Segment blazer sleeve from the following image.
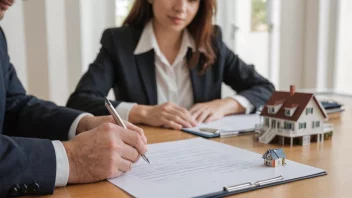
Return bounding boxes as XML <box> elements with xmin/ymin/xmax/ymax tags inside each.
<box><xmin>0</xmin><ymin>27</ymin><xmax>81</xmax><ymax>196</ymax></box>
<box><xmin>0</xmin><ymin>135</ymin><xmax>56</xmax><ymax>197</ymax></box>
<box><xmin>215</xmin><ymin>26</ymin><xmax>275</xmax><ymax>110</ymax></box>
<box><xmin>0</xmin><ymin>28</ymin><xmax>82</xmax><ymax>141</ymax></box>
<box><xmin>66</xmin><ymin>29</ymin><xmax>120</xmax><ymax>115</ymax></box>
<box><xmin>3</xmin><ymin>62</ymin><xmax>82</xmax><ymax>141</ymax></box>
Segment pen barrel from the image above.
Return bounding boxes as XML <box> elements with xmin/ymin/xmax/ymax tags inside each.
<box><xmin>105</xmin><ymin>102</ymin><xmax>126</xmax><ymax>128</ymax></box>
<box><xmin>105</xmin><ymin>99</ymin><xmax>150</xmax><ymax>164</ymax></box>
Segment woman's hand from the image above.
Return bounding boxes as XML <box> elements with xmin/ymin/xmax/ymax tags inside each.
<box><xmin>129</xmin><ymin>102</ymin><xmax>197</xmax><ymax>130</ymax></box>
<box><xmin>189</xmin><ymin>98</ymin><xmax>245</xmax><ymax>123</ymax></box>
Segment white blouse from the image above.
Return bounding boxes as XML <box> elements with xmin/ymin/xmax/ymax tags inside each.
<box><xmin>116</xmin><ymin>21</ymin><xmax>254</xmax><ymax>121</ymax></box>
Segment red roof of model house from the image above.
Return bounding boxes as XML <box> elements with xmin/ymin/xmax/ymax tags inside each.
<box><xmin>260</xmin><ymin>86</ymin><xmax>328</xmax><ymax>121</ymax></box>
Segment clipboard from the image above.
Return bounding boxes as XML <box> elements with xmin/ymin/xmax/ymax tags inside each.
<box><xmin>181</xmin><ymin>128</ymin><xmax>255</xmax><ymax>138</ymax></box>
<box><xmin>195</xmin><ymin>172</ymin><xmax>327</xmax><ymax>198</ymax></box>
<box><xmin>109</xmin><ymin>138</ymin><xmax>328</xmax><ymax>198</ymax></box>
<box><xmin>181</xmin><ymin>128</ymin><xmax>220</xmax><ymax>138</ymax></box>
<box><xmin>182</xmin><ymin>114</ymin><xmax>261</xmax><ymax>138</ymax></box>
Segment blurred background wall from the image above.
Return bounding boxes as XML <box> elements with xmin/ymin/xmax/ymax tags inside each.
<box><xmin>1</xmin><ymin>0</ymin><xmax>350</xmax><ymax>105</ymax></box>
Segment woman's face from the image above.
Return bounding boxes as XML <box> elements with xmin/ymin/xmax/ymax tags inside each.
<box><xmin>151</xmin><ymin>0</ymin><xmax>200</xmax><ymax>32</ymax></box>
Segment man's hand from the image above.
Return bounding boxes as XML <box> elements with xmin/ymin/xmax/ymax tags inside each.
<box><xmin>76</xmin><ymin>116</ymin><xmax>147</xmax><ymax>143</ymax></box>
<box><xmin>189</xmin><ymin>98</ymin><xmax>245</xmax><ymax>123</ymax></box>
<box><xmin>63</xmin><ymin>123</ymin><xmax>148</xmax><ymax>184</ymax></box>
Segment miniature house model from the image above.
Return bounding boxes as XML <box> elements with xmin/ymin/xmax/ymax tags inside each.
<box><xmin>263</xmin><ymin>148</ymin><xmax>286</xmax><ymax>167</ymax></box>
<box><xmin>257</xmin><ymin>85</ymin><xmax>332</xmax><ymax>146</ymax></box>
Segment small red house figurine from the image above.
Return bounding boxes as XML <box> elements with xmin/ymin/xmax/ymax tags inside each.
<box><xmin>262</xmin><ymin>148</ymin><xmax>286</xmax><ymax>167</ymax></box>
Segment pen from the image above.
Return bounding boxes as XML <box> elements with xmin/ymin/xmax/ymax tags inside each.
<box><xmin>104</xmin><ymin>98</ymin><xmax>150</xmax><ymax>164</ymax></box>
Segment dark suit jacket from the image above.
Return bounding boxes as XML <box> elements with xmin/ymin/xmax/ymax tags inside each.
<box><xmin>67</xmin><ymin>25</ymin><xmax>275</xmax><ymax>115</ymax></box>
<box><xmin>0</xmin><ymin>27</ymin><xmax>82</xmax><ymax>197</ymax></box>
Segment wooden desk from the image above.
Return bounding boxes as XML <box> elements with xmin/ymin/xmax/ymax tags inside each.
<box><xmin>41</xmin><ymin>96</ymin><xmax>352</xmax><ymax>198</ymax></box>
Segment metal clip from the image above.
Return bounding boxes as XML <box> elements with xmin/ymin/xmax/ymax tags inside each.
<box><xmin>254</xmin><ymin>175</ymin><xmax>284</xmax><ymax>186</ymax></box>
<box><xmin>224</xmin><ymin>182</ymin><xmax>253</xmax><ymax>192</ymax></box>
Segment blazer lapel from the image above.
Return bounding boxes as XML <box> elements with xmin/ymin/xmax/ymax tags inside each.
<box><xmin>135</xmin><ymin>50</ymin><xmax>158</xmax><ymax>105</ymax></box>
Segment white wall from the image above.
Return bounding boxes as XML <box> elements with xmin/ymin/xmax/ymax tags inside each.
<box><xmin>302</xmin><ymin>0</ymin><xmax>337</xmax><ymax>90</ymax></box>
<box><xmin>335</xmin><ymin>0</ymin><xmax>352</xmax><ymax>94</ymax></box>
<box><xmin>1</xmin><ymin>1</ymin><xmax>27</xmax><ymax>89</ymax></box>
<box><xmin>234</xmin><ymin>0</ymin><xmax>269</xmax><ymax>78</ymax></box>
<box><xmin>65</xmin><ymin>0</ymin><xmax>83</xmax><ymax>93</ymax></box>
<box><xmin>1</xmin><ymin>0</ymin><xmax>116</xmax><ymax>105</ymax></box>
<box><xmin>302</xmin><ymin>0</ymin><xmax>319</xmax><ymax>89</ymax></box>
<box><xmin>278</xmin><ymin>0</ymin><xmax>306</xmax><ymax>90</ymax></box>
<box><xmin>2</xmin><ymin>0</ymin><xmax>345</xmax><ymax>104</ymax></box>
<box><xmin>23</xmin><ymin>0</ymin><xmax>50</xmax><ymax>100</ymax></box>
<box><xmin>80</xmin><ymin>0</ymin><xmax>115</xmax><ymax>72</ymax></box>
<box><xmin>45</xmin><ymin>0</ymin><xmax>70</xmax><ymax>105</ymax></box>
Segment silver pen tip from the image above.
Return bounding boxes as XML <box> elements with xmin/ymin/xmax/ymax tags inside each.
<box><xmin>142</xmin><ymin>155</ymin><xmax>151</xmax><ymax>164</ymax></box>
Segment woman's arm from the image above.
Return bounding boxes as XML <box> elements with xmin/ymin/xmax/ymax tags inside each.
<box><xmin>67</xmin><ymin>29</ymin><xmax>119</xmax><ymax>115</ymax></box>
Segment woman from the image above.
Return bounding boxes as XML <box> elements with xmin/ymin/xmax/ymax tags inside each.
<box><xmin>67</xmin><ymin>0</ymin><xmax>275</xmax><ymax>130</ymax></box>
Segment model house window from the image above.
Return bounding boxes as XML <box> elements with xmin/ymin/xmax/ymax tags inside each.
<box><xmin>285</xmin><ymin>109</ymin><xmax>290</xmax><ymax>116</ymax></box>
<box><xmin>315</xmin><ymin>121</ymin><xmax>320</xmax><ymax>127</ymax></box>
<box><xmin>272</xmin><ymin>120</ymin><xmax>276</xmax><ymax>128</ymax></box>
<box><xmin>299</xmin><ymin>123</ymin><xmax>307</xmax><ymax>129</ymax></box>
<box><xmin>312</xmin><ymin>121</ymin><xmax>320</xmax><ymax>128</ymax></box>
<box><xmin>306</xmin><ymin>108</ymin><xmax>313</xmax><ymax>115</ymax></box>
<box><xmin>268</xmin><ymin>107</ymin><xmax>275</xmax><ymax>114</ymax></box>
<box><xmin>284</xmin><ymin>122</ymin><xmax>293</xmax><ymax>130</ymax></box>
<box><xmin>265</xmin><ymin>118</ymin><xmax>270</xmax><ymax>126</ymax></box>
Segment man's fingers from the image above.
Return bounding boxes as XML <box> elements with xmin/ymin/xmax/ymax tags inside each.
<box><xmin>124</xmin><ymin>120</ymin><xmax>147</xmax><ymax>144</ymax></box>
<box><xmin>107</xmin><ymin>169</ymin><xmax>123</xmax><ymax>179</ymax></box>
<box><xmin>119</xmin><ymin>128</ymin><xmax>147</xmax><ymax>155</ymax></box>
<box><xmin>120</xmin><ymin>143</ymin><xmax>140</xmax><ymax>163</ymax></box>
<box><xmin>115</xmin><ymin>155</ymin><xmax>133</xmax><ymax>172</ymax></box>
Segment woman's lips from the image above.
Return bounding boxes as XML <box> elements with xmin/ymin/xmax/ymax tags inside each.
<box><xmin>168</xmin><ymin>16</ymin><xmax>185</xmax><ymax>25</ymax></box>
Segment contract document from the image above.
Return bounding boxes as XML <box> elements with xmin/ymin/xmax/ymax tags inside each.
<box><xmin>108</xmin><ymin>138</ymin><xmax>326</xmax><ymax>198</ymax></box>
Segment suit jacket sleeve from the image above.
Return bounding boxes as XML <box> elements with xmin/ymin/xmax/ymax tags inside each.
<box><xmin>3</xmin><ymin>62</ymin><xmax>83</xmax><ymax>140</ymax></box>
<box><xmin>0</xmin><ymin>27</ymin><xmax>82</xmax><ymax>196</ymax></box>
<box><xmin>215</xmin><ymin>26</ymin><xmax>275</xmax><ymax>110</ymax></box>
<box><xmin>67</xmin><ymin>29</ymin><xmax>120</xmax><ymax>115</ymax></box>
<box><xmin>0</xmin><ymin>135</ymin><xmax>56</xmax><ymax>197</ymax></box>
